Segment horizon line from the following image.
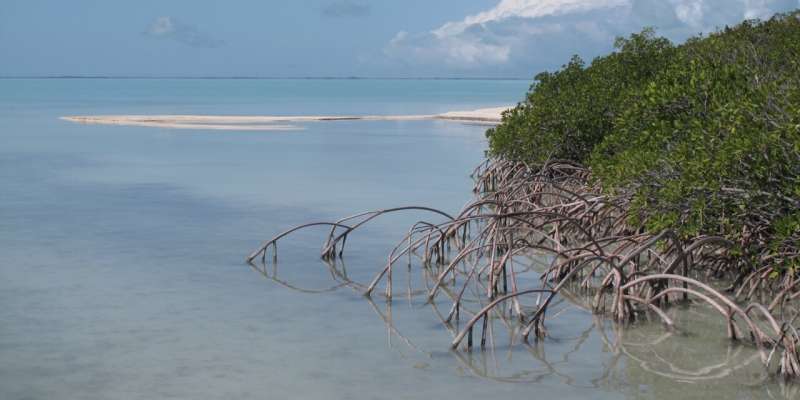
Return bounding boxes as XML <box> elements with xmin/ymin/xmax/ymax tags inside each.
<box><xmin>0</xmin><ymin>75</ymin><xmax>531</xmax><ymax>81</ymax></box>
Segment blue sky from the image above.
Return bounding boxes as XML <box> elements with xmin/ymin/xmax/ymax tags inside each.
<box><xmin>1</xmin><ymin>0</ymin><xmax>798</xmax><ymax>78</ymax></box>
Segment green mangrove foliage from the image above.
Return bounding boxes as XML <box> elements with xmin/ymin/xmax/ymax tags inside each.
<box><xmin>488</xmin><ymin>12</ymin><xmax>800</xmax><ymax>267</ymax></box>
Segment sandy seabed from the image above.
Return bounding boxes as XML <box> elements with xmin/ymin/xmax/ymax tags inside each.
<box><xmin>61</xmin><ymin>107</ymin><xmax>510</xmax><ymax>131</ymax></box>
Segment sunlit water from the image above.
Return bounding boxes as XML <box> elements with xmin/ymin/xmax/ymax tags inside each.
<box><xmin>0</xmin><ymin>79</ymin><xmax>792</xmax><ymax>399</ymax></box>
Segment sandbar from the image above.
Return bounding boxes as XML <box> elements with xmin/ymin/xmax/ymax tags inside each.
<box><xmin>61</xmin><ymin>106</ymin><xmax>510</xmax><ymax>131</ymax></box>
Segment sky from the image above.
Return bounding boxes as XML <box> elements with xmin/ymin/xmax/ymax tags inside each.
<box><xmin>1</xmin><ymin>0</ymin><xmax>798</xmax><ymax>78</ymax></box>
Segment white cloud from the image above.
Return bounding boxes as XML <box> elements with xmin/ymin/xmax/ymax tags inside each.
<box><xmin>670</xmin><ymin>0</ymin><xmax>706</xmax><ymax>27</ymax></box>
<box><xmin>434</xmin><ymin>0</ymin><xmax>627</xmax><ymax>36</ymax></box>
<box><xmin>144</xmin><ymin>16</ymin><xmax>223</xmax><ymax>48</ymax></box>
<box><xmin>743</xmin><ymin>0</ymin><xmax>798</xmax><ymax>19</ymax></box>
<box><xmin>384</xmin><ymin>0</ymin><xmax>799</xmax><ymax>76</ymax></box>
<box><xmin>147</xmin><ymin>17</ymin><xmax>175</xmax><ymax>36</ymax></box>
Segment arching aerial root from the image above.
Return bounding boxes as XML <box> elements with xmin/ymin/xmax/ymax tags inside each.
<box><xmin>247</xmin><ymin>159</ymin><xmax>800</xmax><ymax>380</ymax></box>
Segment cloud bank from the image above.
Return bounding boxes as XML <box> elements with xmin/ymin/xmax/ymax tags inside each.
<box><xmin>385</xmin><ymin>0</ymin><xmax>800</xmax><ymax>75</ymax></box>
<box><xmin>144</xmin><ymin>16</ymin><xmax>223</xmax><ymax>48</ymax></box>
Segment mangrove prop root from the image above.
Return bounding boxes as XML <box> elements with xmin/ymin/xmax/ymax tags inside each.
<box><xmin>247</xmin><ymin>159</ymin><xmax>800</xmax><ymax>380</ymax></box>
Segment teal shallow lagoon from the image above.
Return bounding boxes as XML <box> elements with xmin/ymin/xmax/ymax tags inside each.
<box><xmin>0</xmin><ymin>79</ymin><xmax>788</xmax><ymax>399</ymax></box>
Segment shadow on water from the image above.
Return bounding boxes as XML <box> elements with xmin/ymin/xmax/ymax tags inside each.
<box><xmin>248</xmin><ymin>255</ymin><xmax>800</xmax><ymax>399</ymax></box>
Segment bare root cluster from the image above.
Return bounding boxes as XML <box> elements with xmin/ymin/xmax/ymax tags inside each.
<box><xmin>247</xmin><ymin>159</ymin><xmax>800</xmax><ymax>379</ymax></box>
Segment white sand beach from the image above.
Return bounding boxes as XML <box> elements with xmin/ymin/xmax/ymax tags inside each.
<box><xmin>61</xmin><ymin>106</ymin><xmax>510</xmax><ymax>131</ymax></box>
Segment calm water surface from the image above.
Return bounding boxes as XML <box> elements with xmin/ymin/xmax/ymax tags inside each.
<box><xmin>0</xmin><ymin>79</ymin><xmax>791</xmax><ymax>399</ymax></box>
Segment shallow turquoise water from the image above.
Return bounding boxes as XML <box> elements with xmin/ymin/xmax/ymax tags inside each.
<box><xmin>0</xmin><ymin>79</ymin><xmax>788</xmax><ymax>399</ymax></box>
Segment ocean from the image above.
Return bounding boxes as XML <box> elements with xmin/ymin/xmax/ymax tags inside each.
<box><xmin>0</xmin><ymin>78</ymin><xmax>779</xmax><ymax>399</ymax></box>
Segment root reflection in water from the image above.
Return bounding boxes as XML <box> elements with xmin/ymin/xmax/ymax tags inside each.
<box><xmin>248</xmin><ymin>255</ymin><xmax>783</xmax><ymax>396</ymax></box>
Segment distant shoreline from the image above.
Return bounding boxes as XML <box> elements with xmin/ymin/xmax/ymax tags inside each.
<box><xmin>61</xmin><ymin>107</ymin><xmax>510</xmax><ymax>131</ymax></box>
<box><xmin>1</xmin><ymin>76</ymin><xmax>529</xmax><ymax>81</ymax></box>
